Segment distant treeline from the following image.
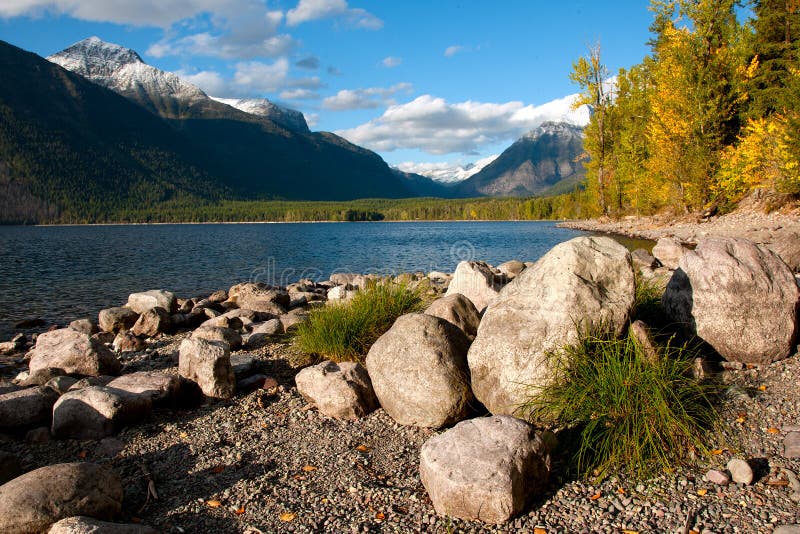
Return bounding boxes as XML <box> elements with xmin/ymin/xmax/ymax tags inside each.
<box><xmin>38</xmin><ymin>192</ymin><xmax>594</xmax><ymax>224</ymax></box>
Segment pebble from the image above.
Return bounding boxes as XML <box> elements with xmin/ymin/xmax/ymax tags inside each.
<box><xmin>706</xmin><ymin>469</ymin><xmax>731</xmax><ymax>486</ymax></box>
<box><xmin>727</xmin><ymin>459</ymin><xmax>754</xmax><ymax>485</ymax></box>
<box><xmin>785</xmin><ymin>432</ymin><xmax>800</xmax><ymax>458</ymax></box>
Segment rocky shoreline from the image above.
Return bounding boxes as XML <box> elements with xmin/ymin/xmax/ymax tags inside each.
<box><xmin>1</xmin><ymin>233</ymin><xmax>799</xmax><ymax>533</ymax></box>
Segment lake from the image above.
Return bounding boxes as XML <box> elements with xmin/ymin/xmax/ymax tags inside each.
<box><xmin>0</xmin><ymin>221</ymin><xmax>649</xmax><ymax>339</ymax></box>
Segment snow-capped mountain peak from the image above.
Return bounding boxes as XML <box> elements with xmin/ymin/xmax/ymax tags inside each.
<box><xmin>48</xmin><ymin>37</ymin><xmax>206</xmax><ymax>102</ymax></box>
<box><xmin>521</xmin><ymin>120</ymin><xmax>585</xmax><ymax>142</ymax></box>
<box><xmin>395</xmin><ymin>154</ymin><xmax>498</xmax><ymax>184</ymax></box>
<box><xmin>210</xmin><ymin>97</ymin><xmax>309</xmax><ymax>133</ymax></box>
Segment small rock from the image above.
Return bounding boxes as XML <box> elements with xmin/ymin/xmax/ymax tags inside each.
<box><xmin>130</xmin><ymin>307</ymin><xmax>171</xmax><ymax>337</ymax></box>
<box><xmin>25</xmin><ymin>426</ymin><xmax>52</xmax><ymax>443</ymax></box>
<box><xmin>785</xmin><ymin>432</ymin><xmax>800</xmax><ymax>458</ymax></box>
<box><xmin>192</xmin><ymin>326</ymin><xmax>242</xmax><ymax>350</ymax></box>
<box><xmin>231</xmin><ymin>354</ymin><xmax>256</xmax><ymax>378</ymax></box>
<box><xmin>726</xmin><ymin>458</ymin><xmax>754</xmax><ymax>485</ymax></box>
<box><xmin>105</xmin><ymin>372</ymin><xmax>183</xmax><ymax>406</ymax></box>
<box><xmin>237</xmin><ymin>374</ymin><xmax>277</xmax><ymax>392</ymax></box>
<box><xmin>773</xmin><ymin>526</ymin><xmax>800</xmax><ymax>534</ymax></box>
<box><xmin>652</xmin><ymin>237</ymin><xmax>687</xmax><ymax>270</ymax></box>
<box><xmin>705</xmin><ymin>469</ymin><xmax>730</xmax><ymax>485</ymax></box>
<box><xmin>28</xmin><ymin>328</ymin><xmax>121</xmax><ymax>376</ymax></box>
<box><xmin>295</xmin><ymin>360</ymin><xmax>379</xmax><ymax>420</ymax></box>
<box><xmin>68</xmin><ymin>319</ymin><xmax>98</xmax><ymax>336</ymax></box>
<box><xmin>97</xmin><ymin>307</ymin><xmax>139</xmax><ymax>334</ymax></box>
<box><xmin>51</xmin><ymin>386</ymin><xmax>152</xmax><ymax>440</ymax></box>
<box><xmin>0</xmin><ymin>386</ymin><xmax>60</xmax><ymax>429</ymax></box>
<box><xmin>48</xmin><ymin>516</ymin><xmax>158</xmax><ymax>533</ymax></box>
<box><xmin>444</xmin><ymin>260</ymin><xmax>503</xmax><ymax>312</ymax></box>
<box><xmin>45</xmin><ymin>376</ymin><xmax>79</xmax><ymax>394</ymax></box>
<box><xmin>127</xmin><ymin>290</ymin><xmax>177</xmax><ymax>314</ymax></box>
<box><xmin>424</xmin><ymin>293</ymin><xmax>481</xmax><ymax>339</ymax></box>
<box><xmin>112</xmin><ymin>332</ymin><xmax>146</xmax><ymax>353</ymax></box>
<box><xmin>178</xmin><ymin>338</ymin><xmax>235</xmax><ymax>400</ymax></box>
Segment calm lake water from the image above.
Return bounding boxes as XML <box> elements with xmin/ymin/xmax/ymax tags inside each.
<box><xmin>0</xmin><ymin>221</ymin><xmax>650</xmax><ymax>339</ymax></box>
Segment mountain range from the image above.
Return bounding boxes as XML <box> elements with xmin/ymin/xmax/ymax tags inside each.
<box><xmin>0</xmin><ymin>37</ymin><xmax>586</xmax><ymax>223</ymax></box>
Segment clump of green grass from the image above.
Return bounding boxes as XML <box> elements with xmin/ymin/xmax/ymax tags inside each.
<box><xmin>632</xmin><ymin>272</ymin><xmax>665</xmax><ymax>325</ymax></box>
<box><xmin>293</xmin><ymin>281</ymin><xmax>424</xmax><ymax>364</ymax></box>
<box><xmin>521</xmin><ymin>328</ymin><xmax>719</xmax><ymax>481</ymax></box>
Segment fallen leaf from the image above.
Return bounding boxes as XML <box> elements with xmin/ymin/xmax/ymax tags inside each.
<box><xmin>689</xmin><ymin>531</ymin><xmax>700</xmax><ymax>534</ymax></box>
<box><xmin>375</xmin><ymin>512</ymin><xmax>385</xmax><ymax>520</ymax></box>
<box><xmin>179</xmin><ymin>432</ymin><xmax>188</xmax><ymax>439</ymax></box>
<box><xmin>711</xmin><ymin>449</ymin><xmax>724</xmax><ymax>455</ymax></box>
<box><xmin>279</xmin><ymin>512</ymin><xmax>296</xmax><ymax>522</ymax></box>
<box><xmin>534</xmin><ymin>528</ymin><xmax>548</xmax><ymax>534</ymax></box>
<box><xmin>302</xmin><ymin>465</ymin><xmax>317</xmax><ymax>472</ymax></box>
<box><xmin>78</xmin><ymin>450</ymin><xmax>87</xmax><ymax>459</ymax></box>
<box><xmin>622</xmin><ymin>530</ymin><xmax>640</xmax><ymax>534</ymax></box>
<box><xmin>211</xmin><ymin>465</ymin><xmax>225</xmax><ymax>474</ymax></box>
<box><xmin>767</xmin><ymin>427</ymin><xmax>780</xmax><ymax>434</ymax></box>
<box><xmin>235</xmin><ymin>506</ymin><xmax>246</xmax><ymax>515</ymax></box>
<box><xmin>206</xmin><ymin>500</ymin><xmax>222</xmax><ymax>508</ymax></box>
<box><xmin>589</xmin><ymin>492</ymin><xmax>601</xmax><ymax>500</ymax></box>
<box><xmin>735</xmin><ymin>416</ymin><xmax>746</xmax><ymax>423</ymax></box>
<box><xmin>767</xmin><ymin>478</ymin><xmax>789</xmax><ymax>486</ymax></box>
<box><xmin>697</xmin><ymin>488</ymin><xmax>708</xmax><ymax>496</ymax></box>
<box><xmin>292</xmin><ymin>475</ymin><xmax>306</xmax><ymax>481</ymax></box>
<box><xmin>356</xmin><ymin>445</ymin><xmax>370</xmax><ymax>452</ymax></box>
<box><xmin>617</xmin><ymin>487</ymin><xmax>625</xmax><ymax>495</ymax></box>
<box><xmin>758</xmin><ymin>385</ymin><xmax>767</xmax><ymax>391</ymax></box>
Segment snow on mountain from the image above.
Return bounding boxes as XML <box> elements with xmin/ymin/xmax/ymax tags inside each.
<box><xmin>210</xmin><ymin>97</ymin><xmax>309</xmax><ymax>133</ymax></box>
<box><xmin>395</xmin><ymin>154</ymin><xmax>499</xmax><ymax>184</ymax></box>
<box><xmin>48</xmin><ymin>37</ymin><xmax>206</xmax><ymax>102</ymax></box>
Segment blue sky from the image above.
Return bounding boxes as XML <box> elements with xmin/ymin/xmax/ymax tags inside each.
<box><xmin>0</xmin><ymin>1</ymin><xmax>656</xmax><ymax>169</ymax></box>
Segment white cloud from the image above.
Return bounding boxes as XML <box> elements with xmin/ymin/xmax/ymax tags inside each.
<box><xmin>0</xmin><ymin>0</ymin><xmax>265</xmax><ymax>28</ymax></box>
<box><xmin>322</xmin><ymin>82</ymin><xmax>412</xmax><ymax>111</ymax></box>
<box><xmin>381</xmin><ymin>56</ymin><xmax>402</xmax><ymax>68</ymax></box>
<box><xmin>304</xmin><ymin>113</ymin><xmax>320</xmax><ymax>127</ymax></box>
<box><xmin>280</xmin><ymin>88</ymin><xmax>320</xmax><ymax>100</ymax></box>
<box><xmin>286</xmin><ymin>0</ymin><xmax>382</xmax><ymax>29</ymax></box>
<box><xmin>146</xmin><ymin>8</ymin><xmax>295</xmax><ymax>59</ymax></box>
<box><xmin>176</xmin><ymin>59</ymin><xmax>323</xmax><ymax>98</ymax></box>
<box><xmin>444</xmin><ymin>45</ymin><xmax>463</xmax><ymax>57</ymax></box>
<box><xmin>336</xmin><ymin>93</ymin><xmax>590</xmax><ymax>155</ymax></box>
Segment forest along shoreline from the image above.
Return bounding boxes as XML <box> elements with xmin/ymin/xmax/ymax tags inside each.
<box><xmin>0</xmin><ymin>228</ymin><xmax>799</xmax><ymax>532</ymax></box>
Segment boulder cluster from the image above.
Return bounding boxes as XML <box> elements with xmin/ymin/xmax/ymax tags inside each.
<box><xmin>0</xmin><ymin>234</ymin><xmax>798</xmax><ymax>530</ymax></box>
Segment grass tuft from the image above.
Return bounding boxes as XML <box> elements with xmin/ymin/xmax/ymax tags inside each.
<box><xmin>293</xmin><ymin>281</ymin><xmax>424</xmax><ymax>364</ymax></box>
<box><xmin>520</xmin><ymin>327</ymin><xmax>719</xmax><ymax>481</ymax></box>
<box><xmin>632</xmin><ymin>273</ymin><xmax>665</xmax><ymax>325</ymax></box>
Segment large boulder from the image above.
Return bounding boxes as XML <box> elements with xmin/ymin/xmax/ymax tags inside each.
<box><xmin>227</xmin><ymin>283</ymin><xmax>289</xmax><ymax>314</ymax></box>
<box><xmin>178</xmin><ymin>338</ymin><xmax>235</xmax><ymax>399</ymax></box>
<box><xmin>192</xmin><ymin>326</ymin><xmax>242</xmax><ymax>350</ymax></box>
<box><xmin>51</xmin><ymin>386</ymin><xmax>152</xmax><ymax>439</ymax></box>
<box><xmin>0</xmin><ymin>463</ymin><xmax>122</xmax><ymax>533</ymax></box>
<box><xmin>105</xmin><ymin>372</ymin><xmax>183</xmax><ymax>405</ymax></box>
<box><xmin>652</xmin><ymin>237</ymin><xmax>687</xmax><ymax>270</ymax></box>
<box><xmin>130</xmin><ymin>307</ymin><xmax>171</xmax><ymax>337</ymax></box>
<box><xmin>424</xmin><ymin>293</ymin><xmax>481</xmax><ymax>339</ymax></box>
<box><xmin>766</xmin><ymin>232</ymin><xmax>800</xmax><ymax>273</ymax></box>
<box><xmin>0</xmin><ymin>386</ymin><xmax>61</xmax><ymax>429</ymax></box>
<box><xmin>48</xmin><ymin>516</ymin><xmax>158</xmax><ymax>534</ymax></box>
<box><xmin>365</xmin><ymin>313</ymin><xmax>473</xmax><ymax>428</ymax></box>
<box><xmin>662</xmin><ymin>237</ymin><xmax>800</xmax><ymax>365</ymax></box>
<box><xmin>126</xmin><ymin>290</ymin><xmax>177</xmax><ymax>314</ymax></box>
<box><xmin>295</xmin><ymin>361</ymin><xmax>379</xmax><ymax>420</ymax></box>
<box><xmin>445</xmin><ymin>261</ymin><xmax>503</xmax><ymax>312</ymax></box>
<box><xmin>496</xmin><ymin>259</ymin><xmax>526</xmax><ymax>280</ymax></box>
<box><xmin>97</xmin><ymin>307</ymin><xmax>138</xmax><ymax>334</ymax></box>
<box><xmin>28</xmin><ymin>329</ymin><xmax>121</xmax><ymax>377</ymax></box>
<box><xmin>468</xmin><ymin>236</ymin><xmax>635</xmax><ymax>415</ymax></box>
<box><xmin>419</xmin><ymin>415</ymin><xmax>552</xmax><ymax>524</ymax></box>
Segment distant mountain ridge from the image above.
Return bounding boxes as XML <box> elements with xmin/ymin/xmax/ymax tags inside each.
<box><xmin>453</xmin><ymin>122</ymin><xmax>585</xmax><ymax>197</ymax></box>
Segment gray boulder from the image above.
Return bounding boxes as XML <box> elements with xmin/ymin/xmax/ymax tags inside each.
<box><xmin>445</xmin><ymin>261</ymin><xmax>503</xmax><ymax>312</ymax></box>
<box><xmin>496</xmin><ymin>260</ymin><xmax>526</xmax><ymax>280</ymax></box>
<box><xmin>468</xmin><ymin>236</ymin><xmax>635</xmax><ymax>415</ymax></box>
<box><xmin>295</xmin><ymin>360</ymin><xmax>378</xmax><ymax>420</ymax></box>
<box><xmin>0</xmin><ymin>451</ymin><xmax>22</xmax><ymax>484</ymax></box>
<box><xmin>662</xmin><ymin>237</ymin><xmax>800</xmax><ymax>365</ymax></box>
<box><xmin>192</xmin><ymin>326</ymin><xmax>242</xmax><ymax>350</ymax></box>
<box><xmin>365</xmin><ymin>313</ymin><xmax>473</xmax><ymax>428</ymax></box>
<box><xmin>652</xmin><ymin>237</ymin><xmax>687</xmax><ymax>270</ymax></box>
<box><xmin>112</xmin><ymin>332</ymin><xmax>146</xmax><ymax>353</ymax></box>
<box><xmin>127</xmin><ymin>290</ymin><xmax>177</xmax><ymax>314</ymax></box>
<box><xmin>0</xmin><ymin>463</ymin><xmax>122</xmax><ymax>533</ymax></box>
<box><xmin>130</xmin><ymin>307</ymin><xmax>171</xmax><ymax>337</ymax></box>
<box><xmin>106</xmin><ymin>372</ymin><xmax>183</xmax><ymax>405</ymax></box>
<box><xmin>227</xmin><ymin>282</ymin><xmax>289</xmax><ymax>314</ymax></box>
<box><xmin>178</xmin><ymin>338</ymin><xmax>235</xmax><ymax>399</ymax></box>
<box><xmin>68</xmin><ymin>319</ymin><xmax>98</xmax><ymax>336</ymax></box>
<box><xmin>0</xmin><ymin>386</ymin><xmax>60</xmax><ymax>429</ymax></box>
<box><xmin>28</xmin><ymin>329</ymin><xmax>121</xmax><ymax>377</ymax></box>
<box><xmin>52</xmin><ymin>386</ymin><xmax>152</xmax><ymax>439</ymax></box>
<box><xmin>48</xmin><ymin>516</ymin><xmax>158</xmax><ymax>534</ymax></box>
<box><xmin>97</xmin><ymin>307</ymin><xmax>138</xmax><ymax>334</ymax></box>
<box><xmin>424</xmin><ymin>293</ymin><xmax>481</xmax><ymax>339</ymax></box>
<box><xmin>419</xmin><ymin>415</ymin><xmax>552</xmax><ymax>524</ymax></box>
<box><xmin>766</xmin><ymin>232</ymin><xmax>800</xmax><ymax>272</ymax></box>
